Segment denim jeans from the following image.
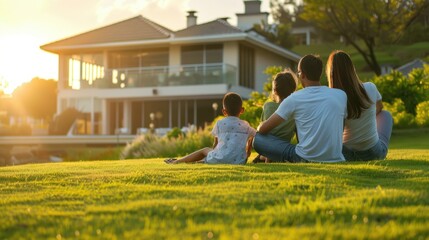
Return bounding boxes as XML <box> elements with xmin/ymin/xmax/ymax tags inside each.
<box><xmin>253</xmin><ymin>133</ymin><xmax>307</xmax><ymax>163</ymax></box>
<box><xmin>343</xmin><ymin>110</ymin><xmax>393</xmax><ymax>161</ymax></box>
<box><xmin>343</xmin><ymin>140</ymin><xmax>387</xmax><ymax>161</ymax></box>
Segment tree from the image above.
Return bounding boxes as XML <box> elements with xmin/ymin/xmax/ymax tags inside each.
<box><xmin>252</xmin><ymin>21</ymin><xmax>295</xmax><ymax>49</ymax></box>
<box><xmin>299</xmin><ymin>0</ymin><xmax>429</xmax><ymax>75</ymax></box>
<box><xmin>12</xmin><ymin>77</ymin><xmax>57</xmax><ymax>120</ymax></box>
<box><xmin>250</xmin><ymin>0</ymin><xmax>298</xmax><ymax>49</ymax></box>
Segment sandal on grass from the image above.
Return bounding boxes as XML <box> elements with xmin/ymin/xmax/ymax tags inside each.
<box><xmin>164</xmin><ymin>158</ymin><xmax>177</xmax><ymax>164</ymax></box>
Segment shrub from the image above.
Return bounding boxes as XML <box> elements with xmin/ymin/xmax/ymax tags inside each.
<box><xmin>372</xmin><ymin>66</ymin><xmax>429</xmax><ymax>115</ymax></box>
<box><xmin>166</xmin><ymin>127</ymin><xmax>184</xmax><ymax>139</ymax></box>
<box><xmin>121</xmin><ymin>128</ymin><xmax>213</xmax><ymax>159</ymax></box>
<box><xmin>383</xmin><ymin>99</ymin><xmax>416</xmax><ymax>129</ymax></box>
<box><xmin>416</xmin><ymin>101</ymin><xmax>429</xmax><ymax>127</ymax></box>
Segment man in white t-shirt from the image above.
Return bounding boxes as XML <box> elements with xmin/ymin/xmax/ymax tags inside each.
<box><xmin>253</xmin><ymin>54</ymin><xmax>348</xmax><ymax>163</ymax></box>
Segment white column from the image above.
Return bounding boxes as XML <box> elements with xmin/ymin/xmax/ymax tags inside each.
<box><xmin>178</xmin><ymin>101</ymin><xmax>181</xmax><ymax>128</ymax></box>
<box><xmin>103</xmin><ymin>50</ymin><xmax>109</xmax><ymax>85</ymax></box>
<box><xmin>141</xmin><ymin>101</ymin><xmax>145</xmax><ymax>128</ymax></box>
<box><xmin>194</xmin><ymin>100</ymin><xmax>197</xmax><ymax>126</ymax></box>
<box><xmin>185</xmin><ymin>101</ymin><xmax>188</xmax><ymax>126</ymax></box>
<box><xmin>123</xmin><ymin>100</ymin><xmax>132</xmax><ymax>134</ymax></box>
<box><xmin>90</xmin><ymin>97</ymin><xmax>95</xmax><ymax>134</ymax></box>
<box><xmin>101</xmin><ymin>99</ymin><xmax>108</xmax><ymax>134</ymax></box>
<box><xmin>169</xmin><ymin>100</ymin><xmax>172</xmax><ymax>128</ymax></box>
<box><xmin>306</xmin><ymin>31</ymin><xmax>311</xmax><ymax>46</ymax></box>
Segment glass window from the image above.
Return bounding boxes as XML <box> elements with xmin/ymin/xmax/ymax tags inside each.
<box><xmin>239</xmin><ymin>44</ymin><xmax>255</xmax><ymax>89</ymax></box>
<box><xmin>181</xmin><ymin>44</ymin><xmax>223</xmax><ymax>65</ymax></box>
<box><xmin>67</xmin><ymin>54</ymin><xmax>104</xmax><ymax>89</ymax></box>
<box><xmin>181</xmin><ymin>45</ymin><xmax>204</xmax><ymax>65</ymax></box>
<box><xmin>108</xmin><ymin>48</ymin><xmax>168</xmax><ymax>68</ymax></box>
<box><xmin>205</xmin><ymin>44</ymin><xmax>223</xmax><ymax>63</ymax></box>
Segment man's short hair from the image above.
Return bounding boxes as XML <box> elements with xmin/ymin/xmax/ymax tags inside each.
<box><xmin>299</xmin><ymin>54</ymin><xmax>323</xmax><ymax>81</ymax></box>
<box><xmin>223</xmin><ymin>92</ymin><xmax>243</xmax><ymax>116</ymax></box>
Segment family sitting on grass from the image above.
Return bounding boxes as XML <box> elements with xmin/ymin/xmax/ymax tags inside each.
<box><xmin>165</xmin><ymin>51</ymin><xmax>393</xmax><ymax>164</ymax></box>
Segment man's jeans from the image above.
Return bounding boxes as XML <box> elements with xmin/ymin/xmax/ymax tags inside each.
<box><xmin>253</xmin><ymin>133</ymin><xmax>307</xmax><ymax>163</ymax></box>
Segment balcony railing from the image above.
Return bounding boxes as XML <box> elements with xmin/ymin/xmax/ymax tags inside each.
<box><xmin>70</xmin><ymin>63</ymin><xmax>237</xmax><ymax>89</ymax></box>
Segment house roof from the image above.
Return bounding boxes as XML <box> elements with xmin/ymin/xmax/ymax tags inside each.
<box><xmin>396</xmin><ymin>59</ymin><xmax>427</xmax><ymax>76</ymax></box>
<box><xmin>41</xmin><ymin>16</ymin><xmax>173</xmax><ymax>50</ymax></box>
<box><xmin>40</xmin><ymin>15</ymin><xmax>300</xmax><ymax>61</ymax></box>
<box><xmin>175</xmin><ymin>19</ymin><xmax>242</xmax><ymax>37</ymax></box>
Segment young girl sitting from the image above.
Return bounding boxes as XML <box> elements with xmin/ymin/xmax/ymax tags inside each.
<box><xmin>253</xmin><ymin>70</ymin><xmax>298</xmax><ymax>163</ymax></box>
<box><xmin>165</xmin><ymin>92</ymin><xmax>256</xmax><ymax>164</ymax></box>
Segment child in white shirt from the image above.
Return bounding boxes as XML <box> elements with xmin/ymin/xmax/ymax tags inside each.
<box><xmin>165</xmin><ymin>92</ymin><xmax>256</xmax><ymax>164</ymax></box>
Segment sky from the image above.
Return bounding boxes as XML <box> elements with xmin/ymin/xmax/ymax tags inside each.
<box><xmin>0</xmin><ymin>0</ymin><xmax>271</xmax><ymax>94</ymax></box>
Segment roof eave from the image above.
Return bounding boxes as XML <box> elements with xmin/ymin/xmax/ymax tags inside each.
<box><xmin>41</xmin><ymin>33</ymin><xmax>301</xmax><ymax>62</ymax></box>
<box><xmin>40</xmin><ymin>38</ymin><xmax>173</xmax><ymax>53</ymax></box>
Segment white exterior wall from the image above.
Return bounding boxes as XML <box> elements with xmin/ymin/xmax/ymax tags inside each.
<box><xmin>254</xmin><ymin>47</ymin><xmax>295</xmax><ymax>92</ymax></box>
<box><xmin>169</xmin><ymin>45</ymin><xmax>181</xmax><ymax>74</ymax></box>
<box><xmin>223</xmin><ymin>42</ymin><xmax>239</xmax><ymax>86</ymax></box>
<box><xmin>57</xmin><ymin>54</ymin><xmax>67</xmax><ymax>114</ymax></box>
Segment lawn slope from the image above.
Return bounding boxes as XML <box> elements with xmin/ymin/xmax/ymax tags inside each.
<box><xmin>1</xmin><ymin>133</ymin><xmax>428</xmax><ymax>239</ymax></box>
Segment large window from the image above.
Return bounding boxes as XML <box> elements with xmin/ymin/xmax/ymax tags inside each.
<box><xmin>239</xmin><ymin>44</ymin><xmax>255</xmax><ymax>89</ymax></box>
<box><xmin>68</xmin><ymin>54</ymin><xmax>104</xmax><ymax>90</ymax></box>
<box><xmin>108</xmin><ymin>48</ymin><xmax>168</xmax><ymax>68</ymax></box>
<box><xmin>181</xmin><ymin>44</ymin><xmax>223</xmax><ymax>65</ymax></box>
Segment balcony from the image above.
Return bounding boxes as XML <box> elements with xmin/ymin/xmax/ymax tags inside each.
<box><xmin>69</xmin><ymin>63</ymin><xmax>237</xmax><ymax>89</ymax></box>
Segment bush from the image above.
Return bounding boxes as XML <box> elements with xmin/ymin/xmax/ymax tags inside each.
<box><xmin>166</xmin><ymin>127</ymin><xmax>185</xmax><ymax>139</ymax></box>
<box><xmin>383</xmin><ymin>99</ymin><xmax>416</xmax><ymax>129</ymax></box>
<box><xmin>121</xmin><ymin>128</ymin><xmax>213</xmax><ymax>159</ymax></box>
<box><xmin>372</xmin><ymin>66</ymin><xmax>429</xmax><ymax>115</ymax></box>
<box><xmin>416</xmin><ymin>101</ymin><xmax>429</xmax><ymax>127</ymax></box>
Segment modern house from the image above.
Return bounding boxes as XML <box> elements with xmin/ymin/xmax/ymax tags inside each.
<box><xmin>41</xmin><ymin>0</ymin><xmax>300</xmax><ymax>135</ymax></box>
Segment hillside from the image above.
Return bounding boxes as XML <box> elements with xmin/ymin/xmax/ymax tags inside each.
<box><xmin>292</xmin><ymin>41</ymin><xmax>429</xmax><ymax>81</ymax></box>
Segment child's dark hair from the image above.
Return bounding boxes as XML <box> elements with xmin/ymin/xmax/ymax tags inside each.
<box><xmin>299</xmin><ymin>54</ymin><xmax>323</xmax><ymax>81</ymax></box>
<box><xmin>273</xmin><ymin>70</ymin><xmax>297</xmax><ymax>100</ymax></box>
<box><xmin>223</xmin><ymin>92</ymin><xmax>243</xmax><ymax>116</ymax></box>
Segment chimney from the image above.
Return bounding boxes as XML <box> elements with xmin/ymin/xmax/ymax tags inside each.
<box><xmin>236</xmin><ymin>0</ymin><xmax>269</xmax><ymax>31</ymax></box>
<box><xmin>244</xmin><ymin>0</ymin><xmax>261</xmax><ymax>14</ymax></box>
<box><xmin>186</xmin><ymin>11</ymin><xmax>197</xmax><ymax>27</ymax></box>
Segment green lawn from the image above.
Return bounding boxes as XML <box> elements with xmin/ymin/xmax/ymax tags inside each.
<box><xmin>1</xmin><ymin>131</ymin><xmax>428</xmax><ymax>239</ymax></box>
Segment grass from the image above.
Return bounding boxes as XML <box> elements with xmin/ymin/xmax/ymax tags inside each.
<box><xmin>0</xmin><ymin>131</ymin><xmax>428</xmax><ymax>239</ymax></box>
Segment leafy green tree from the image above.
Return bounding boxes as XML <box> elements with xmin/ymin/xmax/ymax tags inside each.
<box><xmin>252</xmin><ymin>21</ymin><xmax>295</xmax><ymax>49</ymax></box>
<box><xmin>12</xmin><ymin>77</ymin><xmax>57</xmax><ymax>120</ymax></box>
<box><xmin>250</xmin><ymin>0</ymin><xmax>300</xmax><ymax>49</ymax></box>
<box><xmin>299</xmin><ymin>0</ymin><xmax>429</xmax><ymax>75</ymax></box>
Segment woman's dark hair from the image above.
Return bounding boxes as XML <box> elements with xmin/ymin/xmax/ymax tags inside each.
<box><xmin>223</xmin><ymin>92</ymin><xmax>243</xmax><ymax>116</ymax></box>
<box><xmin>326</xmin><ymin>50</ymin><xmax>372</xmax><ymax>119</ymax></box>
<box><xmin>272</xmin><ymin>70</ymin><xmax>297</xmax><ymax>102</ymax></box>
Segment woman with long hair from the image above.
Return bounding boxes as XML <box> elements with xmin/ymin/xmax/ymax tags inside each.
<box><xmin>326</xmin><ymin>50</ymin><xmax>393</xmax><ymax>161</ymax></box>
